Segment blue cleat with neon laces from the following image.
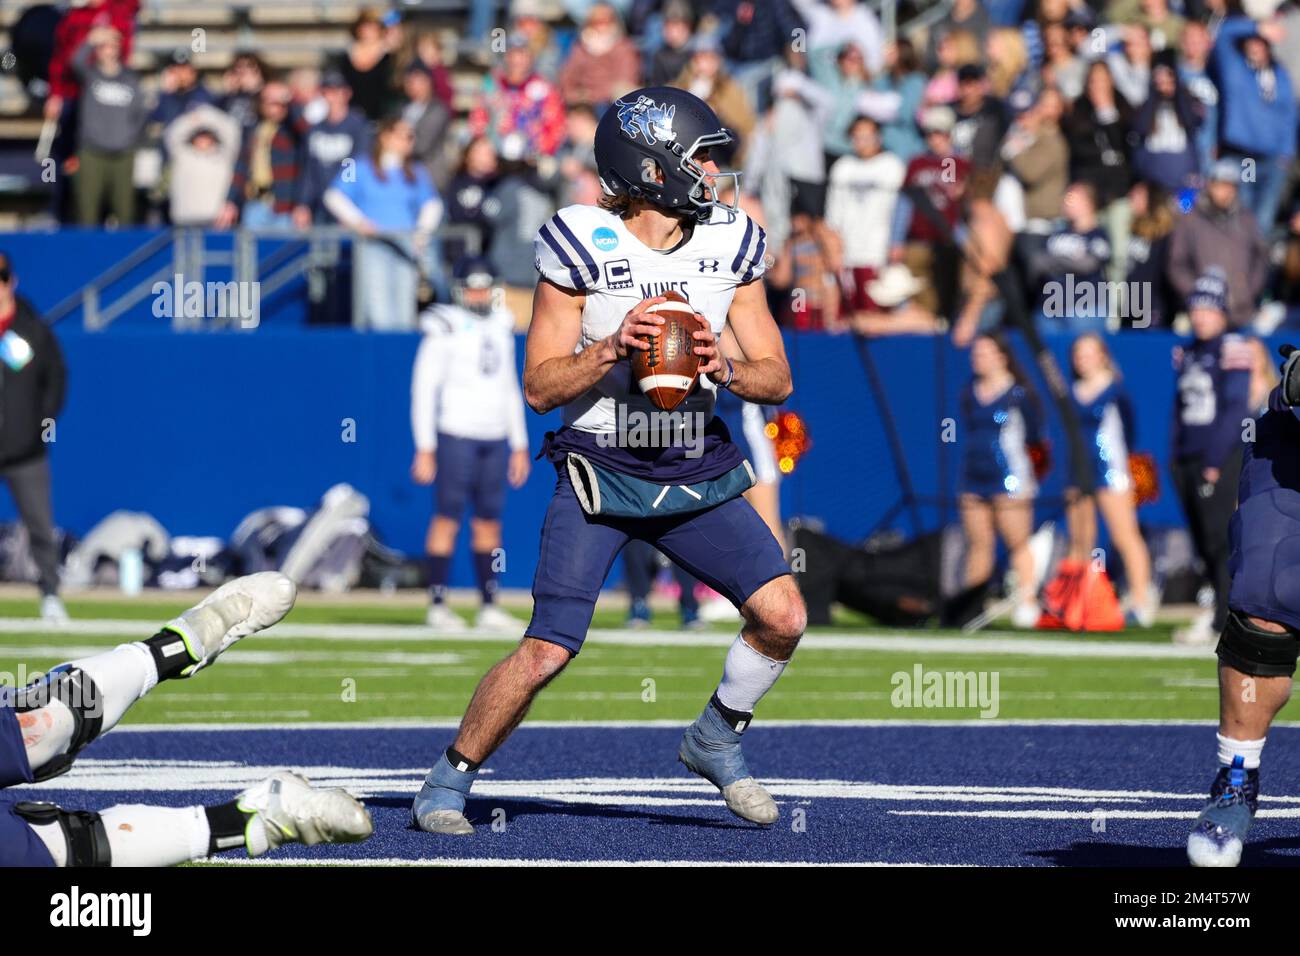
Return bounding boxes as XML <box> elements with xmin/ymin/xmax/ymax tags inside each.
<box><xmin>1187</xmin><ymin>757</ymin><xmax>1259</xmax><ymax>867</ymax></box>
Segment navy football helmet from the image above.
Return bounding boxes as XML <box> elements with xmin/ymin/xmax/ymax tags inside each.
<box><xmin>594</xmin><ymin>86</ymin><xmax>739</xmax><ymax>220</ymax></box>
<box><xmin>452</xmin><ymin>255</ymin><xmax>496</xmax><ymax>315</ymax></box>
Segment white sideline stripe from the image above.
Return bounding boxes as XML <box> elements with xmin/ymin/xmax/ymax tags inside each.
<box><xmin>103</xmin><ymin>718</ymin><xmax>1300</xmax><ymax>733</ymax></box>
<box><xmin>0</xmin><ymin>647</ymin><xmax>465</xmax><ymax>666</ymax></box>
<box><xmin>891</xmin><ymin>808</ymin><xmax>1300</xmax><ymax>821</ymax></box>
<box><xmin>0</xmin><ymin>616</ymin><xmax>1219</xmax><ymax>659</ymax></box>
<box><xmin>221</xmin><ymin>857</ymin><xmax>931</xmax><ymax>867</ymax></box>
<box><xmin>37</xmin><ymin>761</ymin><xmax>1300</xmax><ymax>808</ymax></box>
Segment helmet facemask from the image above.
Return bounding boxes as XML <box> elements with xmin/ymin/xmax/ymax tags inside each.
<box><xmin>674</xmin><ymin>130</ymin><xmax>740</xmax><ymax>219</ymax></box>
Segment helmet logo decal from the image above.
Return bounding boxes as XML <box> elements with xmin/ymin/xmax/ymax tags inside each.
<box><xmin>617</xmin><ymin>95</ymin><xmax>677</xmax><ymax>146</ymax></box>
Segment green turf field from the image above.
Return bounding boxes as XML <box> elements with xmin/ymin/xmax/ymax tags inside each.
<box><xmin>0</xmin><ymin>593</ymin><xmax>1263</xmax><ymax>725</ymax></box>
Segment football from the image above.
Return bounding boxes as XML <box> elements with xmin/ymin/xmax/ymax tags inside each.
<box><xmin>630</xmin><ymin>290</ymin><xmax>706</xmax><ymax>411</ymax></box>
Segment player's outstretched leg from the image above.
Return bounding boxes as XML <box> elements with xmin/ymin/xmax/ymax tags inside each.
<box><xmin>1187</xmin><ymin>612</ymin><xmax>1295</xmax><ymax>866</ymax></box>
<box><xmin>15</xmin><ymin>572</ymin><xmax>296</xmax><ymax>782</ymax></box>
<box><xmin>413</xmin><ymin>637</ymin><xmax>572</xmax><ymax>834</ymax></box>
<box><xmin>678</xmin><ymin>575</ymin><xmax>805</xmax><ymax>825</ymax></box>
<box><xmin>10</xmin><ymin>771</ymin><xmax>372</xmax><ymax>866</ymax></box>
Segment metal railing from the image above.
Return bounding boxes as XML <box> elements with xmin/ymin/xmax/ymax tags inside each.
<box><xmin>44</xmin><ymin>222</ymin><xmax>481</xmax><ymax>331</ymax></box>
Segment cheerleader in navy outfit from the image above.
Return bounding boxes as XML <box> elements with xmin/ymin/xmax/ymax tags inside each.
<box><xmin>959</xmin><ymin>333</ymin><xmax>1045</xmax><ymax>627</ymax></box>
<box><xmin>1065</xmin><ymin>333</ymin><xmax>1156</xmax><ymax>626</ymax></box>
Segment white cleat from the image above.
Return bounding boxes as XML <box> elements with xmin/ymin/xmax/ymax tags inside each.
<box><xmin>1172</xmin><ymin>611</ymin><xmax>1218</xmax><ymax>646</ymax></box>
<box><xmin>475</xmin><ymin>604</ymin><xmax>521</xmax><ymax>633</ymax></box>
<box><xmin>41</xmin><ymin>594</ymin><xmax>69</xmax><ymax>625</ymax></box>
<box><xmin>720</xmin><ymin>777</ymin><xmax>779</xmax><ymax>826</ymax></box>
<box><xmin>426</xmin><ymin>603</ymin><xmax>466</xmax><ymax>632</ymax></box>
<box><xmin>1187</xmin><ymin>829</ymin><xmax>1244</xmax><ymax>868</ymax></box>
<box><xmin>237</xmin><ymin>771</ymin><xmax>373</xmax><ymax>857</ymax></box>
<box><xmin>698</xmin><ymin>596</ymin><xmax>741</xmax><ymax>624</ymax></box>
<box><xmin>1130</xmin><ymin>583</ymin><xmax>1162</xmax><ymax>629</ymax></box>
<box><xmin>164</xmin><ymin>572</ymin><xmax>297</xmax><ymax>676</ymax></box>
<box><xmin>1010</xmin><ymin>602</ymin><xmax>1040</xmax><ymax>629</ymax></box>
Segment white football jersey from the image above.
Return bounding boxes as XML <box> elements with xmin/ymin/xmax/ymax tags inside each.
<box><xmin>534</xmin><ymin>203</ymin><xmax>767</xmax><ymax>434</ymax></box>
<box><xmin>410</xmin><ymin>304</ymin><xmax>528</xmax><ymax>452</ymax></box>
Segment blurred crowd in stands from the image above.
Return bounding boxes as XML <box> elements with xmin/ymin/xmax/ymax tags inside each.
<box><xmin>27</xmin><ymin>0</ymin><xmax>1300</xmax><ymax>335</ymax></box>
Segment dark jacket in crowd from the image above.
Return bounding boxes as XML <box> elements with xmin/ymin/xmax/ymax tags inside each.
<box><xmin>712</xmin><ymin>0</ymin><xmax>804</xmax><ymax>63</ymax></box>
<box><xmin>299</xmin><ymin>109</ymin><xmax>372</xmax><ymax>217</ymax></box>
<box><xmin>0</xmin><ymin>297</ymin><xmax>66</xmax><ymax>469</ymax></box>
<box><xmin>151</xmin><ymin>83</ymin><xmax>218</xmax><ymax>130</ymax></box>
<box><xmin>952</xmin><ymin>96</ymin><xmax>1010</xmax><ymax>172</ymax></box>
<box><xmin>1064</xmin><ymin>97</ymin><xmax>1134</xmax><ymax>207</ymax></box>
<box><xmin>1124</xmin><ymin>231</ymin><xmax>1175</xmax><ymax>329</ymax></box>
<box><xmin>648</xmin><ymin>43</ymin><xmax>692</xmax><ymax>87</ymax></box>
<box><xmin>1132</xmin><ymin>84</ymin><xmax>1203</xmax><ymax>192</ymax></box>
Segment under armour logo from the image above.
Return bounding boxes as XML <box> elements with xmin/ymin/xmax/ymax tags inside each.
<box><xmin>698</xmin><ymin>259</ymin><xmax>720</xmax><ymax>273</ymax></box>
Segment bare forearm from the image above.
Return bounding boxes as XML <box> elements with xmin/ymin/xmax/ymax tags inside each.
<box><xmin>720</xmin><ymin>356</ymin><xmax>792</xmax><ymax>405</ymax></box>
<box><xmin>523</xmin><ymin>336</ymin><xmax>618</xmax><ymax>413</ymax></box>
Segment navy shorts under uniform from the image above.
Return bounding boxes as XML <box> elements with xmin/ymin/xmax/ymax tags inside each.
<box><xmin>435</xmin><ymin>433</ymin><xmax>510</xmax><ymax>521</ymax></box>
<box><xmin>527</xmin><ymin>469</ymin><xmax>790</xmax><ymax>655</ymax></box>
<box><xmin>0</xmin><ymin>693</ymin><xmax>56</xmax><ymax>866</ymax></box>
<box><xmin>1229</xmin><ymin>401</ymin><xmax>1300</xmax><ymax>631</ymax></box>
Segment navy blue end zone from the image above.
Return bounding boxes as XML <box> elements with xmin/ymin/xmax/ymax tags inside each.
<box><xmin>8</xmin><ymin>723</ymin><xmax>1300</xmax><ymax>866</ymax></box>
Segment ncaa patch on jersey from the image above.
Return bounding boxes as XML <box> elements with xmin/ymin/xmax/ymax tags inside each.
<box><xmin>604</xmin><ymin>259</ymin><xmax>634</xmax><ymax>290</ymax></box>
<box><xmin>592</xmin><ymin>227</ymin><xmax>619</xmax><ymax>252</ymax></box>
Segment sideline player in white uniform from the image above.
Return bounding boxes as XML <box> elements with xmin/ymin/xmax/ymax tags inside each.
<box><xmin>411</xmin><ymin>257</ymin><xmax>530</xmax><ymax>633</ymax></box>
<box><xmin>413</xmin><ymin>87</ymin><xmax>806</xmax><ymax>833</ymax></box>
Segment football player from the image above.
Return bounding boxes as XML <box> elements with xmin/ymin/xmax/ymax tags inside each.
<box><xmin>0</xmin><ymin>573</ymin><xmax>374</xmax><ymax>866</ymax></box>
<box><xmin>413</xmin><ymin>87</ymin><xmax>805</xmax><ymax>833</ymax></box>
<box><xmin>1186</xmin><ymin>343</ymin><xmax>1300</xmax><ymax>866</ymax></box>
<box><xmin>1169</xmin><ymin>272</ymin><xmax>1253</xmax><ymax>646</ymax></box>
<box><xmin>411</xmin><ymin>256</ymin><xmax>530</xmax><ymax>633</ymax></box>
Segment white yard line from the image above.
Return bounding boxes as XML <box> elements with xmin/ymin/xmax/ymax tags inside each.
<box><xmin>104</xmin><ymin>717</ymin><xmax>1300</xmax><ymax>732</ymax></box>
<box><xmin>0</xmin><ymin>616</ymin><xmax>1217</xmax><ymax>659</ymax></box>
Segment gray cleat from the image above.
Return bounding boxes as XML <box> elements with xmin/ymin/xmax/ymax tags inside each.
<box><xmin>413</xmin><ymin>807</ymin><xmax>474</xmax><ymax>836</ymax></box>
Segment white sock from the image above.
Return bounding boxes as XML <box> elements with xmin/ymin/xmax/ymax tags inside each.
<box><xmin>715</xmin><ymin>634</ymin><xmax>787</xmax><ymax>714</ymax></box>
<box><xmin>64</xmin><ymin>642</ymin><xmax>159</xmax><ymax>734</ymax></box>
<box><xmin>1217</xmin><ymin>733</ymin><xmax>1266</xmax><ymax>770</ymax></box>
<box><xmin>100</xmin><ymin>804</ymin><xmax>211</xmax><ymax>866</ymax></box>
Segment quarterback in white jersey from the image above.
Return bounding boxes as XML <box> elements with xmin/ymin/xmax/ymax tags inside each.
<box><xmin>534</xmin><ymin>200</ymin><xmax>767</xmax><ymax>435</ymax></box>
<box><xmin>410</xmin><ymin>258</ymin><xmax>530</xmax><ymax>633</ymax></box>
<box><xmin>413</xmin><ymin>87</ymin><xmax>806</xmax><ymax>836</ymax></box>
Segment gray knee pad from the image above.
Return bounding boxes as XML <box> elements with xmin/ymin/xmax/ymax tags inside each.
<box><xmin>1217</xmin><ymin>611</ymin><xmax>1300</xmax><ymax>677</ymax></box>
<box><xmin>13</xmin><ymin>801</ymin><xmax>112</xmax><ymax>867</ymax></box>
<box><xmin>13</xmin><ymin>666</ymin><xmax>104</xmax><ymax>782</ymax></box>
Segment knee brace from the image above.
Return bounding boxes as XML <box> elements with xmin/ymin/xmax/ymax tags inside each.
<box><xmin>13</xmin><ymin>667</ymin><xmax>104</xmax><ymax>782</ymax></box>
<box><xmin>13</xmin><ymin>802</ymin><xmax>112</xmax><ymax>867</ymax></box>
<box><xmin>1217</xmin><ymin>611</ymin><xmax>1300</xmax><ymax>677</ymax></box>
